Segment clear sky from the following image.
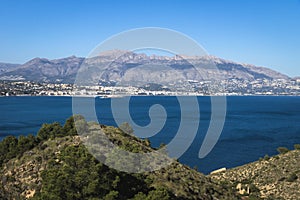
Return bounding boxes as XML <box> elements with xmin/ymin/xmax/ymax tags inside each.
<box><xmin>0</xmin><ymin>0</ymin><xmax>300</xmax><ymax>76</ymax></box>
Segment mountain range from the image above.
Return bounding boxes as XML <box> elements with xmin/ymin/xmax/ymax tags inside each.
<box><xmin>0</xmin><ymin>50</ymin><xmax>289</xmax><ymax>84</ymax></box>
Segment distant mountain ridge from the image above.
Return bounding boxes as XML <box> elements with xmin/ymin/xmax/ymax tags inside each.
<box><xmin>0</xmin><ymin>50</ymin><xmax>289</xmax><ymax>84</ymax></box>
<box><xmin>0</xmin><ymin>62</ymin><xmax>20</xmax><ymax>74</ymax></box>
<box><xmin>0</xmin><ymin>56</ymin><xmax>84</xmax><ymax>83</ymax></box>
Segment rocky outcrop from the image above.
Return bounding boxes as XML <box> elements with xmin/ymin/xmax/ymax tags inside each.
<box><xmin>209</xmin><ymin>149</ymin><xmax>300</xmax><ymax>200</ymax></box>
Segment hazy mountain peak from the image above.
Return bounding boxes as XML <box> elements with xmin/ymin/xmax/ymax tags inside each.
<box><xmin>98</xmin><ymin>49</ymin><xmax>132</xmax><ymax>57</ymax></box>
<box><xmin>26</xmin><ymin>57</ymin><xmax>49</xmax><ymax>64</ymax></box>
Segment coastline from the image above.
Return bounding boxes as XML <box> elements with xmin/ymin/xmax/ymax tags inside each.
<box><xmin>1</xmin><ymin>94</ymin><xmax>300</xmax><ymax>98</ymax></box>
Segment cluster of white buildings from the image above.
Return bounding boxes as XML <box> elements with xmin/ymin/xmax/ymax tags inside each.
<box><xmin>1</xmin><ymin>78</ymin><xmax>300</xmax><ymax>97</ymax></box>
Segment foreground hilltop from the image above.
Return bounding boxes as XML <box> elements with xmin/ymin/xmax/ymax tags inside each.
<box><xmin>0</xmin><ymin>116</ymin><xmax>299</xmax><ymax>199</ymax></box>
<box><xmin>0</xmin><ymin>116</ymin><xmax>238</xmax><ymax>200</ymax></box>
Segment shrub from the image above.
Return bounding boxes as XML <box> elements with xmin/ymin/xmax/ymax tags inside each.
<box><xmin>0</xmin><ymin>136</ymin><xmax>18</xmax><ymax>166</ymax></box>
<box><xmin>132</xmin><ymin>192</ymin><xmax>147</xmax><ymax>199</ymax></box>
<box><xmin>294</xmin><ymin>144</ymin><xmax>300</xmax><ymax>150</ymax></box>
<box><xmin>103</xmin><ymin>190</ymin><xmax>119</xmax><ymax>200</ymax></box>
<box><xmin>287</xmin><ymin>173</ymin><xmax>298</xmax><ymax>182</ymax></box>
<box><xmin>277</xmin><ymin>147</ymin><xmax>289</xmax><ymax>154</ymax></box>
<box><xmin>37</xmin><ymin>122</ymin><xmax>63</xmax><ymax>141</ymax></box>
<box><xmin>249</xmin><ymin>184</ymin><xmax>260</xmax><ymax>193</ymax></box>
<box><xmin>264</xmin><ymin>154</ymin><xmax>270</xmax><ymax>160</ymax></box>
<box><xmin>146</xmin><ymin>187</ymin><xmax>170</xmax><ymax>200</ymax></box>
<box><xmin>248</xmin><ymin>194</ymin><xmax>261</xmax><ymax>200</ymax></box>
<box><xmin>63</xmin><ymin>115</ymin><xmax>87</xmax><ymax>136</ymax></box>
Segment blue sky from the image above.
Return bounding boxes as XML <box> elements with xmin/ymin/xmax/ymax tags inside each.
<box><xmin>0</xmin><ymin>0</ymin><xmax>300</xmax><ymax>76</ymax></box>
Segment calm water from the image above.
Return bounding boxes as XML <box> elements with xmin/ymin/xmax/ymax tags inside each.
<box><xmin>1</xmin><ymin>96</ymin><xmax>300</xmax><ymax>174</ymax></box>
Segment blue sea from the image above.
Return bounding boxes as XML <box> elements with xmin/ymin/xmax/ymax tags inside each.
<box><xmin>1</xmin><ymin>96</ymin><xmax>300</xmax><ymax>174</ymax></box>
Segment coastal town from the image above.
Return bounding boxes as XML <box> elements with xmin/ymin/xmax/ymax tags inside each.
<box><xmin>1</xmin><ymin>77</ymin><xmax>300</xmax><ymax>97</ymax></box>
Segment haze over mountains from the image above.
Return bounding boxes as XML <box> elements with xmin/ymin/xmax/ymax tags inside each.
<box><xmin>0</xmin><ymin>63</ymin><xmax>20</xmax><ymax>74</ymax></box>
<box><xmin>0</xmin><ymin>50</ymin><xmax>289</xmax><ymax>84</ymax></box>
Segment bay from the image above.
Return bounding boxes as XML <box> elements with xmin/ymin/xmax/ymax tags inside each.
<box><xmin>1</xmin><ymin>96</ymin><xmax>300</xmax><ymax>174</ymax></box>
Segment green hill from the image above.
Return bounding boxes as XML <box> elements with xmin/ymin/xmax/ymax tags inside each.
<box><xmin>0</xmin><ymin>116</ymin><xmax>238</xmax><ymax>200</ymax></box>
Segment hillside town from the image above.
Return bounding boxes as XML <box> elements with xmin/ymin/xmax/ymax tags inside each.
<box><xmin>1</xmin><ymin>78</ymin><xmax>300</xmax><ymax>97</ymax></box>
